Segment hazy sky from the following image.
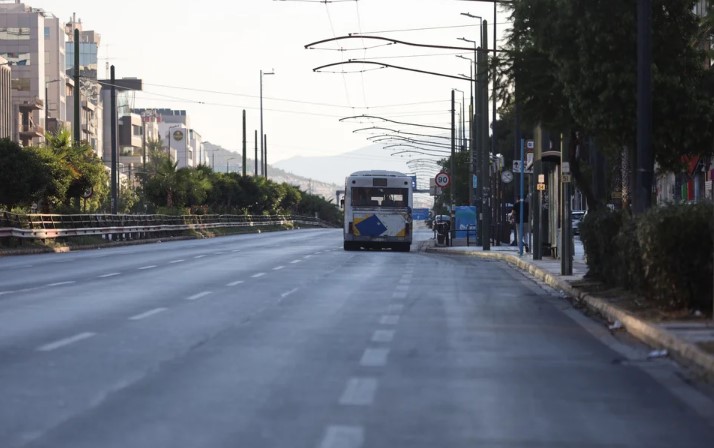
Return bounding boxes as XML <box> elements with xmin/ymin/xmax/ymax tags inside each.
<box><xmin>25</xmin><ymin>0</ymin><xmax>509</xmax><ymax>168</ymax></box>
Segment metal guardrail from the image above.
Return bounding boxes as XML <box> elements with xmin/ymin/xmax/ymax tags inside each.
<box><xmin>0</xmin><ymin>212</ymin><xmax>331</xmax><ymax>240</ymax></box>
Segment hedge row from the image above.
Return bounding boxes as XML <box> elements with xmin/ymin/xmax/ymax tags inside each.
<box><xmin>579</xmin><ymin>203</ymin><xmax>713</xmax><ymax>312</ymax></box>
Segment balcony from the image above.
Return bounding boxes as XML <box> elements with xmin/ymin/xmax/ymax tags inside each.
<box><xmin>82</xmin><ymin>122</ymin><xmax>97</xmax><ymax>136</ymax></box>
<box><xmin>118</xmin><ymin>147</ymin><xmax>144</xmax><ymax>165</ymax></box>
<box><xmin>19</xmin><ymin>98</ymin><xmax>43</xmax><ymax>113</ymax></box>
<box><xmin>19</xmin><ymin>125</ymin><xmax>44</xmax><ymax>142</ymax></box>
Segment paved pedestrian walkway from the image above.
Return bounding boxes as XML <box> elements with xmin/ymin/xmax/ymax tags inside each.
<box><xmin>423</xmin><ymin>234</ymin><xmax>714</xmax><ymax>378</ymax></box>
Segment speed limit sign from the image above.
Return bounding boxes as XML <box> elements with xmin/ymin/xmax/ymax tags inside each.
<box><xmin>434</xmin><ymin>172</ymin><xmax>451</xmax><ymax>188</ymax></box>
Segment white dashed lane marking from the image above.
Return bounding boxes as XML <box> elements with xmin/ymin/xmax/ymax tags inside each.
<box><xmin>98</xmin><ymin>273</ymin><xmax>121</xmax><ymax>278</ymax></box>
<box><xmin>273</xmin><ymin>266</ymin><xmax>285</xmax><ymax>271</ymax></box>
<box><xmin>129</xmin><ymin>307</ymin><xmax>167</xmax><ymax>321</ymax></box>
<box><xmin>339</xmin><ymin>377</ymin><xmax>378</xmax><ymax>406</ymax></box>
<box><xmin>227</xmin><ymin>280</ymin><xmax>244</xmax><ymax>287</ymax></box>
<box><xmin>186</xmin><ymin>291</ymin><xmax>212</xmax><ymax>301</ymax></box>
<box><xmin>387</xmin><ymin>304</ymin><xmax>404</xmax><ymax>313</ymax></box>
<box><xmin>251</xmin><ymin>273</ymin><xmax>266</xmax><ymax>278</ymax></box>
<box><xmin>392</xmin><ymin>291</ymin><xmax>407</xmax><ymax>299</ymax></box>
<box><xmin>37</xmin><ymin>332</ymin><xmax>96</xmax><ymax>352</ymax></box>
<box><xmin>290</xmin><ymin>260</ymin><xmax>302</xmax><ymax>264</ymax></box>
<box><xmin>318</xmin><ymin>426</ymin><xmax>364</xmax><ymax>448</ymax></box>
<box><xmin>169</xmin><ymin>259</ymin><xmax>185</xmax><ymax>264</ymax></box>
<box><xmin>359</xmin><ymin>348</ymin><xmax>389</xmax><ymax>367</ymax></box>
<box><xmin>280</xmin><ymin>288</ymin><xmax>298</xmax><ymax>298</ymax></box>
<box><xmin>47</xmin><ymin>281</ymin><xmax>76</xmax><ymax>287</ymax></box>
<box><xmin>372</xmin><ymin>329</ymin><xmax>395</xmax><ymax>343</ymax></box>
<box><xmin>194</xmin><ymin>255</ymin><xmax>206</xmax><ymax>259</ymax></box>
<box><xmin>137</xmin><ymin>265</ymin><xmax>157</xmax><ymax>270</ymax></box>
<box><xmin>379</xmin><ymin>315</ymin><xmax>400</xmax><ymax>325</ymax></box>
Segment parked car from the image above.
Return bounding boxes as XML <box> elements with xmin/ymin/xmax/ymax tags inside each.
<box><xmin>571</xmin><ymin>210</ymin><xmax>586</xmax><ymax>235</ymax></box>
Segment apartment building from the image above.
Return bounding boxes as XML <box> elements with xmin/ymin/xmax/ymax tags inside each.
<box><xmin>0</xmin><ymin>1</ymin><xmax>47</xmax><ymax>145</ymax></box>
<box><xmin>134</xmin><ymin>108</ymin><xmax>202</xmax><ymax>169</ymax></box>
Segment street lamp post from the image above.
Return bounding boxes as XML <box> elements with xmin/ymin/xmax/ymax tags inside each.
<box><xmin>260</xmin><ymin>69</ymin><xmax>275</xmax><ymax>179</ymax></box>
<box><xmin>166</xmin><ymin>124</ymin><xmax>181</xmax><ymax>161</ymax></box>
<box><xmin>459</xmin><ymin>24</ymin><xmax>483</xmax><ymax>245</ymax></box>
<box><xmin>227</xmin><ymin>157</ymin><xmax>236</xmax><ymax>173</ymax></box>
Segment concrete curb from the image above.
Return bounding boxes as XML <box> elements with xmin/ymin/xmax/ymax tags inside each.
<box><xmin>426</xmin><ymin>247</ymin><xmax>714</xmax><ymax>378</ymax></box>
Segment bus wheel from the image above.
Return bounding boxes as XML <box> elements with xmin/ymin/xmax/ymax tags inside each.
<box><xmin>396</xmin><ymin>243</ymin><xmax>411</xmax><ymax>252</ymax></box>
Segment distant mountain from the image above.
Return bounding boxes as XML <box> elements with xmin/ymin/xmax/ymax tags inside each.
<box><xmin>203</xmin><ymin>142</ymin><xmax>341</xmax><ymax>202</ymax></box>
<box><xmin>272</xmin><ymin>143</ymin><xmax>413</xmax><ymax>186</ymax></box>
<box><xmin>204</xmin><ymin>142</ymin><xmax>435</xmax><ymax>208</ymax></box>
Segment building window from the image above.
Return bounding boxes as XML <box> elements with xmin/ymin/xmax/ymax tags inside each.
<box><xmin>44</xmin><ymin>27</ymin><xmax>50</xmax><ymax>39</ymax></box>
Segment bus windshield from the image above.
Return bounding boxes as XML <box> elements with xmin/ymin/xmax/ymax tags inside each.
<box><xmin>351</xmin><ymin>187</ymin><xmax>408</xmax><ymax>208</ymax></box>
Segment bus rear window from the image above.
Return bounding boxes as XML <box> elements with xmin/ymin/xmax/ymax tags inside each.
<box><xmin>351</xmin><ymin>187</ymin><xmax>408</xmax><ymax>207</ymax></box>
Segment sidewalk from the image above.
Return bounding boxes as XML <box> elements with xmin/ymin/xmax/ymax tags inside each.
<box><xmin>424</xmin><ymin>236</ymin><xmax>714</xmax><ymax>379</ymax></box>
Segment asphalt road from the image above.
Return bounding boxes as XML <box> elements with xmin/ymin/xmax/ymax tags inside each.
<box><xmin>0</xmin><ymin>228</ymin><xmax>713</xmax><ymax>448</ymax></box>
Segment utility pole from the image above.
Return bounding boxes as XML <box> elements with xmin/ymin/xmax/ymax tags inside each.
<box><xmin>242</xmin><ymin>110</ymin><xmax>247</xmax><ymax>177</ymax></box>
<box><xmin>264</xmin><ymin>134</ymin><xmax>268</xmax><ymax>179</ymax></box>
<box><xmin>635</xmin><ymin>0</ymin><xmax>653</xmax><ymax>214</ymax></box>
<box><xmin>561</xmin><ymin>134</ymin><xmax>573</xmax><ymax>274</ymax></box>
<box><xmin>450</xmin><ymin>89</ymin><xmax>456</xmax><ymax>242</ymax></box>
<box><xmin>481</xmin><ymin>20</ymin><xmax>491</xmax><ymax>250</ymax></box>
<box><xmin>254</xmin><ymin>130</ymin><xmax>258</xmax><ymax>177</ymax></box>
<box><xmin>110</xmin><ymin>65</ymin><xmax>117</xmax><ymax>214</ymax></box>
<box><xmin>73</xmin><ymin>28</ymin><xmax>80</xmax><ymax>146</ymax></box>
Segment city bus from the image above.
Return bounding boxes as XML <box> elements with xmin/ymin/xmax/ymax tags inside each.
<box><xmin>343</xmin><ymin>170</ymin><xmax>413</xmax><ymax>252</ymax></box>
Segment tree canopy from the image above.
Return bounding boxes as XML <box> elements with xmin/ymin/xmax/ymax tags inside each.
<box><xmin>501</xmin><ymin>0</ymin><xmax>714</xmax><ymax>171</ymax></box>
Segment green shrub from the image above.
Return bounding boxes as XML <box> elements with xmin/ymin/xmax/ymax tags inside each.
<box><xmin>613</xmin><ymin>217</ymin><xmax>646</xmax><ymax>293</ymax></box>
<box><xmin>580</xmin><ymin>208</ymin><xmax>624</xmax><ymax>281</ymax></box>
<box><xmin>637</xmin><ymin>203</ymin><xmax>713</xmax><ymax>311</ymax></box>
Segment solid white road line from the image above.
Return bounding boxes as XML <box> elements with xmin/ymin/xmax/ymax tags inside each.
<box><xmin>360</xmin><ymin>348</ymin><xmax>390</xmax><ymax>367</ymax></box>
<box><xmin>37</xmin><ymin>332</ymin><xmax>96</xmax><ymax>352</ymax></box>
<box><xmin>380</xmin><ymin>315</ymin><xmax>400</xmax><ymax>325</ymax></box>
<box><xmin>138</xmin><ymin>265</ymin><xmax>157</xmax><ymax>270</ymax></box>
<box><xmin>186</xmin><ymin>291</ymin><xmax>213</xmax><ymax>301</ymax></box>
<box><xmin>318</xmin><ymin>426</ymin><xmax>364</xmax><ymax>448</ymax></box>
<box><xmin>273</xmin><ymin>266</ymin><xmax>285</xmax><ymax>271</ymax></box>
<box><xmin>169</xmin><ymin>259</ymin><xmax>185</xmax><ymax>264</ymax></box>
<box><xmin>372</xmin><ymin>329</ymin><xmax>395</xmax><ymax>343</ymax></box>
<box><xmin>227</xmin><ymin>280</ymin><xmax>244</xmax><ymax>287</ymax></box>
<box><xmin>251</xmin><ymin>272</ymin><xmax>266</xmax><ymax>278</ymax></box>
<box><xmin>339</xmin><ymin>377</ymin><xmax>378</xmax><ymax>406</ymax></box>
<box><xmin>47</xmin><ymin>281</ymin><xmax>76</xmax><ymax>287</ymax></box>
<box><xmin>98</xmin><ymin>273</ymin><xmax>121</xmax><ymax>278</ymax></box>
<box><xmin>129</xmin><ymin>307</ymin><xmax>167</xmax><ymax>321</ymax></box>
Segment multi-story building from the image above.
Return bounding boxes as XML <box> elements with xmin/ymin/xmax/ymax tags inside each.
<box><xmin>0</xmin><ymin>1</ymin><xmax>47</xmax><ymax>146</ymax></box>
<box><xmin>0</xmin><ymin>55</ymin><xmax>11</xmax><ymax>139</ymax></box>
<box><xmin>43</xmin><ymin>14</ymin><xmax>68</xmax><ymax>135</ymax></box>
<box><xmin>101</xmin><ymin>77</ymin><xmax>142</xmax><ymax>184</ymax></box>
<box><xmin>134</xmin><ymin>108</ymin><xmax>202</xmax><ymax>169</ymax></box>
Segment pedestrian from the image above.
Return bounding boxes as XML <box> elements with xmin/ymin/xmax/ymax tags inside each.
<box><xmin>512</xmin><ymin>198</ymin><xmax>530</xmax><ymax>252</ymax></box>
